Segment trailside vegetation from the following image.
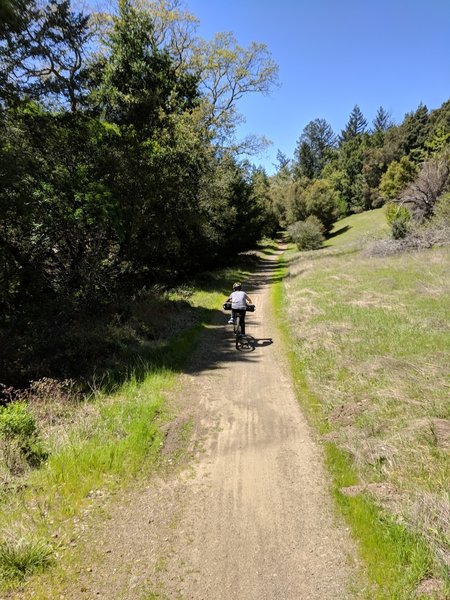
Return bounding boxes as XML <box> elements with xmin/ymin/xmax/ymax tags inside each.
<box><xmin>278</xmin><ymin>211</ymin><xmax>450</xmax><ymax>598</ymax></box>
<box><xmin>274</xmin><ymin>100</ymin><xmax>450</xmax><ymax>251</ymax></box>
<box><xmin>0</xmin><ymin>0</ymin><xmax>279</xmax><ymax>389</ymax></box>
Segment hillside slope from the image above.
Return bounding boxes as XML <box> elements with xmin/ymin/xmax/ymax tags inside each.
<box><xmin>283</xmin><ymin>209</ymin><xmax>450</xmax><ymax>599</ymax></box>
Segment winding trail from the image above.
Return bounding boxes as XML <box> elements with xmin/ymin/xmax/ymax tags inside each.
<box><xmin>67</xmin><ymin>249</ymin><xmax>363</xmax><ymax>599</ymax></box>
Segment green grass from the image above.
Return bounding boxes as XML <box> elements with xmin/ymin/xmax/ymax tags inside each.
<box><xmin>272</xmin><ymin>252</ymin><xmax>328</xmax><ymax>431</ymax></box>
<box><xmin>324</xmin><ymin>207</ymin><xmax>389</xmax><ymax>249</ymax></box>
<box><xmin>327</xmin><ymin>444</ymin><xmax>437</xmax><ymax>600</ymax></box>
<box><xmin>275</xmin><ymin>213</ymin><xmax>450</xmax><ymax>598</ymax></box>
<box><xmin>0</xmin><ymin>534</ymin><xmax>54</xmax><ymax>582</ymax></box>
<box><xmin>0</xmin><ymin>250</ymin><xmax>261</xmax><ymax>594</ymax></box>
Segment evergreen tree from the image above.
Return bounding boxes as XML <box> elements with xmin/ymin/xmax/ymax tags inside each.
<box><xmin>398</xmin><ymin>103</ymin><xmax>429</xmax><ymax>159</ymax></box>
<box><xmin>294</xmin><ymin>118</ymin><xmax>336</xmax><ymax>178</ymax></box>
<box><xmin>92</xmin><ymin>0</ymin><xmax>198</xmax><ymax>130</ymax></box>
<box><xmin>373</xmin><ymin>106</ymin><xmax>393</xmax><ymax>133</ymax></box>
<box><xmin>274</xmin><ymin>149</ymin><xmax>291</xmax><ymax>175</ymax></box>
<box><xmin>340</xmin><ymin>104</ymin><xmax>368</xmax><ymax>144</ymax></box>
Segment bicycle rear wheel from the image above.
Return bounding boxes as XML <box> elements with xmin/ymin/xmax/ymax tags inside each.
<box><xmin>235</xmin><ymin>314</ymin><xmax>242</xmax><ymax>349</ymax></box>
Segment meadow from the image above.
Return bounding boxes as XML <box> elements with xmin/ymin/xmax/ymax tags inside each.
<box><xmin>280</xmin><ymin>208</ymin><xmax>450</xmax><ymax>599</ymax></box>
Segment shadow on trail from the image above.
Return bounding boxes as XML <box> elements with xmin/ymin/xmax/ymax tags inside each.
<box><xmin>234</xmin><ymin>336</ymin><xmax>274</xmax><ymax>353</ymax></box>
<box><xmin>2</xmin><ymin>245</ymin><xmax>283</xmax><ymax>397</ymax></box>
<box><xmin>181</xmin><ymin>255</ymin><xmax>279</xmax><ymax>375</ymax></box>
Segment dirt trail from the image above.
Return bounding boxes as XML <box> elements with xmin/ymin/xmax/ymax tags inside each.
<box><xmin>66</xmin><ymin>250</ymin><xmax>363</xmax><ymax>600</ymax></box>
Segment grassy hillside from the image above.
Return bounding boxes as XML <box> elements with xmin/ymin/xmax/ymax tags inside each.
<box><xmin>323</xmin><ymin>207</ymin><xmax>389</xmax><ymax>249</ymax></box>
<box><xmin>281</xmin><ymin>209</ymin><xmax>450</xmax><ymax>599</ymax></box>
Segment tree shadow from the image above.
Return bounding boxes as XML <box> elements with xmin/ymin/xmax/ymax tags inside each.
<box><xmin>1</xmin><ymin>246</ymin><xmax>283</xmax><ymax>397</ymax></box>
<box><xmin>327</xmin><ymin>224</ymin><xmax>350</xmax><ymax>240</ymax></box>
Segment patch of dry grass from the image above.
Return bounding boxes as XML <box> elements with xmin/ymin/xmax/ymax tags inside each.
<box><xmin>282</xmin><ymin>213</ymin><xmax>450</xmax><ymax>592</ymax></box>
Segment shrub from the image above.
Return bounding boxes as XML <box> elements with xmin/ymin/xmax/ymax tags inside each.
<box><xmin>385</xmin><ymin>202</ymin><xmax>411</xmax><ymax>239</ymax></box>
<box><xmin>0</xmin><ymin>402</ymin><xmax>36</xmax><ymax>440</ymax></box>
<box><xmin>379</xmin><ymin>156</ymin><xmax>418</xmax><ymax>201</ymax></box>
<box><xmin>431</xmin><ymin>192</ymin><xmax>450</xmax><ymax>226</ymax></box>
<box><xmin>0</xmin><ymin>402</ymin><xmax>47</xmax><ymax>474</ymax></box>
<box><xmin>288</xmin><ymin>215</ymin><xmax>325</xmax><ymax>251</ymax></box>
<box><xmin>391</xmin><ymin>218</ymin><xmax>409</xmax><ymax>239</ymax></box>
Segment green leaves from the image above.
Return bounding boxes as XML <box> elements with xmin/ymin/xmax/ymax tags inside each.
<box><xmin>0</xmin><ymin>0</ymin><xmax>280</xmax><ymax>387</ymax></box>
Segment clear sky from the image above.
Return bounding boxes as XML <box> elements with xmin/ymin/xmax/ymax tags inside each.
<box><xmin>185</xmin><ymin>0</ymin><xmax>450</xmax><ymax>174</ymax></box>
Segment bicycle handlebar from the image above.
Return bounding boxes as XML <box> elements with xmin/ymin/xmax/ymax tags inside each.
<box><xmin>223</xmin><ymin>302</ymin><xmax>255</xmax><ymax>312</ymax></box>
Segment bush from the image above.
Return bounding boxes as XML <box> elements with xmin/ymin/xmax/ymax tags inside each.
<box><xmin>431</xmin><ymin>192</ymin><xmax>450</xmax><ymax>226</ymax></box>
<box><xmin>0</xmin><ymin>402</ymin><xmax>47</xmax><ymax>474</ymax></box>
<box><xmin>0</xmin><ymin>402</ymin><xmax>37</xmax><ymax>440</ymax></box>
<box><xmin>391</xmin><ymin>218</ymin><xmax>409</xmax><ymax>239</ymax></box>
<box><xmin>379</xmin><ymin>156</ymin><xmax>418</xmax><ymax>201</ymax></box>
<box><xmin>385</xmin><ymin>202</ymin><xmax>411</xmax><ymax>239</ymax></box>
<box><xmin>288</xmin><ymin>215</ymin><xmax>325</xmax><ymax>251</ymax></box>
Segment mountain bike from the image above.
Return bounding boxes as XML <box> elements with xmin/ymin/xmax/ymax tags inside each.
<box><xmin>223</xmin><ymin>303</ymin><xmax>255</xmax><ymax>350</ymax></box>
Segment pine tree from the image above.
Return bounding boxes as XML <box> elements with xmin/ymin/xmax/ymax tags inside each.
<box><xmin>294</xmin><ymin>118</ymin><xmax>336</xmax><ymax>178</ymax></box>
<box><xmin>373</xmin><ymin>106</ymin><xmax>393</xmax><ymax>133</ymax></box>
<box><xmin>340</xmin><ymin>104</ymin><xmax>368</xmax><ymax>143</ymax></box>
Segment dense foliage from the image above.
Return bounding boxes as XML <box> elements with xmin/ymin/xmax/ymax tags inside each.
<box><xmin>277</xmin><ymin>100</ymin><xmax>450</xmax><ymax>246</ymax></box>
<box><xmin>0</xmin><ymin>0</ymin><xmax>278</xmax><ymax>387</ymax></box>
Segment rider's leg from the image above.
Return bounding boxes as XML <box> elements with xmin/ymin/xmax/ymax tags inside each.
<box><xmin>240</xmin><ymin>309</ymin><xmax>246</xmax><ymax>335</ymax></box>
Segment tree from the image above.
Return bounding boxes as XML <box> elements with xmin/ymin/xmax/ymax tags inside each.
<box><xmin>400</xmin><ymin>152</ymin><xmax>450</xmax><ymax>221</ymax></box>
<box><xmin>372</xmin><ymin>106</ymin><xmax>393</xmax><ymax>133</ymax></box>
<box><xmin>324</xmin><ymin>135</ymin><xmax>368</xmax><ymax>213</ymax></box>
<box><xmin>423</xmin><ymin>126</ymin><xmax>450</xmax><ymax>157</ymax></box>
<box><xmin>193</xmin><ymin>31</ymin><xmax>278</xmax><ymax>135</ymax></box>
<box><xmin>250</xmin><ymin>167</ymin><xmax>279</xmax><ymax>237</ymax></box>
<box><xmin>398</xmin><ymin>103</ymin><xmax>429</xmax><ymax>160</ymax></box>
<box><xmin>379</xmin><ymin>156</ymin><xmax>418</xmax><ymax>201</ymax></box>
<box><xmin>94</xmin><ymin>0</ymin><xmax>279</xmax><ymax>149</ymax></box>
<box><xmin>91</xmin><ymin>0</ymin><xmax>199</xmax><ymax>130</ymax></box>
<box><xmin>0</xmin><ymin>0</ymin><xmax>93</xmax><ymax>110</ymax></box>
<box><xmin>340</xmin><ymin>104</ymin><xmax>368</xmax><ymax>143</ymax></box>
<box><xmin>428</xmin><ymin>99</ymin><xmax>450</xmax><ymax>141</ymax></box>
<box><xmin>0</xmin><ymin>0</ymin><xmax>28</xmax><ymax>33</ymax></box>
<box><xmin>294</xmin><ymin>118</ymin><xmax>336</xmax><ymax>178</ymax></box>
<box><xmin>285</xmin><ymin>178</ymin><xmax>309</xmax><ymax>225</ymax></box>
<box><xmin>274</xmin><ymin>149</ymin><xmax>291</xmax><ymax>176</ymax></box>
<box><xmin>302</xmin><ymin>179</ymin><xmax>339</xmax><ymax>232</ymax></box>
<box><xmin>133</xmin><ymin>0</ymin><xmax>199</xmax><ymax>70</ymax></box>
<box><xmin>282</xmin><ymin>177</ymin><xmax>339</xmax><ymax>232</ymax></box>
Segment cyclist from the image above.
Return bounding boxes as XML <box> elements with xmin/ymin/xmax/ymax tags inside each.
<box><xmin>227</xmin><ymin>282</ymin><xmax>253</xmax><ymax>335</ymax></box>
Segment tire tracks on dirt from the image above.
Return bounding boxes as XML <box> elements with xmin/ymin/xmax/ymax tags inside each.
<box><xmin>63</xmin><ymin>249</ymin><xmax>364</xmax><ymax>600</ymax></box>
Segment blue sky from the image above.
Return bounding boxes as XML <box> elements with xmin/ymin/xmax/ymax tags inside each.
<box><xmin>186</xmin><ymin>0</ymin><xmax>450</xmax><ymax>174</ymax></box>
